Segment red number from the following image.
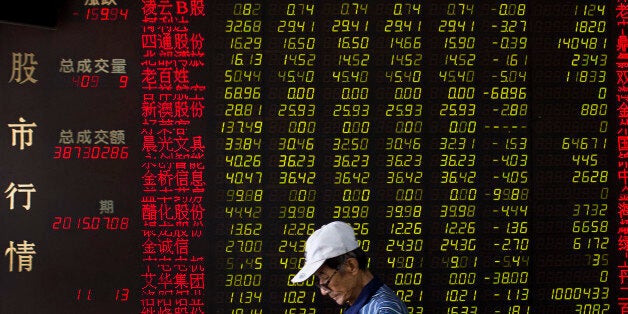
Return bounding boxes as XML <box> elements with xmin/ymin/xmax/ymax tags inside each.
<box><xmin>90</xmin><ymin>217</ymin><xmax>101</xmax><ymax>229</ymax></box>
<box><xmin>100</xmin><ymin>7</ymin><xmax>110</xmax><ymax>20</ymax></box>
<box><xmin>90</xmin><ymin>146</ymin><xmax>101</xmax><ymax>159</ymax></box>
<box><xmin>85</xmin><ymin>8</ymin><xmax>98</xmax><ymax>20</ymax></box>
<box><xmin>119</xmin><ymin>75</ymin><xmax>128</xmax><ymax>88</ymax></box>
<box><xmin>80</xmin><ymin>75</ymin><xmax>91</xmax><ymax>87</ymax></box>
<box><xmin>120</xmin><ymin>146</ymin><xmax>129</xmax><ymax>159</ymax></box>
<box><xmin>82</xmin><ymin>146</ymin><xmax>91</xmax><ymax>159</ymax></box>
<box><xmin>72</xmin><ymin>75</ymin><xmax>100</xmax><ymax>88</ymax></box>
<box><xmin>62</xmin><ymin>146</ymin><xmax>72</xmax><ymax>159</ymax></box>
<box><xmin>52</xmin><ymin>216</ymin><xmax>61</xmax><ymax>229</ymax></box>
<box><xmin>119</xmin><ymin>9</ymin><xmax>129</xmax><ymax>20</ymax></box>
<box><xmin>115</xmin><ymin>288</ymin><xmax>129</xmax><ymax>301</ymax></box>
<box><xmin>76</xmin><ymin>289</ymin><xmax>93</xmax><ymax>300</ymax></box>
<box><xmin>110</xmin><ymin>146</ymin><xmax>119</xmax><ymax>159</ymax></box>
<box><xmin>90</xmin><ymin>75</ymin><xmax>100</xmax><ymax>87</ymax></box>
<box><xmin>80</xmin><ymin>217</ymin><xmax>101</xmax><ymax>230</ymax></box>
<box><xmin>100</xmin><ymin>146</ymin><xmax>110</xmax><ymax>159</ymax></box>
<box><xmin>51</xmin><ymin>216</ymin><xmax>71</xmax><ymax>230</ymax></box>
<box><xmin>120</xmin><ymin>217</ymin><xmax>129</xmax><ymax>230</ymax></box>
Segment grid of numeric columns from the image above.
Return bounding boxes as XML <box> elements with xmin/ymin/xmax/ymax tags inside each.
<box><xmin>211</xmin><ymin>1</ymin><xmax>615</xmax><ymax>313</ymax></box>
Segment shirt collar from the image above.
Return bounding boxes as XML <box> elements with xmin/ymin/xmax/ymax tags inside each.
<box><xmin>343</xmin><ymin>276</ymin><xmax>383</xmax><ymax>314</ymax></box>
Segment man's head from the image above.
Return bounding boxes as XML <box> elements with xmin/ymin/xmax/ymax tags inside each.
<box><xmin>291</xmin><ymin>221</ymin><xmax>359</xmax><ymax>283</ymax></box>
<box><xmin>291</xmin><ymin>221</ymin><xmax>372</xmax><ymax>306</ymax></box>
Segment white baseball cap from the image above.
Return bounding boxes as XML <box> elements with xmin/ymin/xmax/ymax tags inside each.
<box><xmin>291</xmin><ymin>221</ymin><xmax>359</xmax><ymax>283</ymax></box>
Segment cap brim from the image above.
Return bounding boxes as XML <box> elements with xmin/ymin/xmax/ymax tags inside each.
<box><xmin>291</xmin><ymin>259</ymin><xmax>325</xmax><ymax>283</ymax></box>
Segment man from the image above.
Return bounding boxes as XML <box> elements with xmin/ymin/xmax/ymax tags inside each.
<box><xmin>291</xmin><ymin>221</ymin><xmax>409</xmax><ymax>314</ymax></box>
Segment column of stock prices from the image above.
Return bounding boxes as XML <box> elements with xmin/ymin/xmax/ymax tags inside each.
<box><xmin>0</xmin><ymin>0</ymin><xmax>623</xmax><ymax>313</ymax></box>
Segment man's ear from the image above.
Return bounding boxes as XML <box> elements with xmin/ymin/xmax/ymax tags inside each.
<box><xmin>345</xmin><ymin>257</ymin><xmax>359</xmax><ymax>273</ymax></box>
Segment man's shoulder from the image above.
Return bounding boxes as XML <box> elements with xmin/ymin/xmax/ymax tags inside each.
<box><xmin>363</xmin><ymin>284</ymin><xmax>409</xmax><ymax>314</ymax></box>
<box><xmin>372</xmin><ymin>284</ymin><xmax>401</xmax><ymax>299</ymax></box>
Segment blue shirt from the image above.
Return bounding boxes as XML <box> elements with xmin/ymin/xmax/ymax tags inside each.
<box><xmin>344</xmin><ymin>276</ymin><xmax>409</xmax><ymax>314</ymax></box>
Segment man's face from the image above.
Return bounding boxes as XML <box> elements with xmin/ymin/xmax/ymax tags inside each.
<box><xmin>314</xmin><ymin>262</ymin><xmax>358</xmax><ymax>305</ymax></box>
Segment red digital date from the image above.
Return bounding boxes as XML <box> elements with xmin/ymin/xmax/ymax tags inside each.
<box><xmin>51</xmin><ymin>216</ymin><xmax>129</xmax><ymax>231</ymax></box>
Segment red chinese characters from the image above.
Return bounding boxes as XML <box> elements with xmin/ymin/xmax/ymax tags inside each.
<box><xmin>140</xmin><ymin>1</ymin><xmax>207</xmax><ymax>313</ymax></box>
